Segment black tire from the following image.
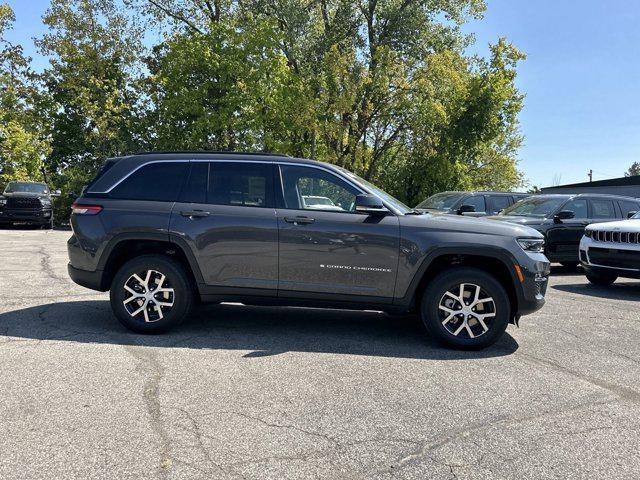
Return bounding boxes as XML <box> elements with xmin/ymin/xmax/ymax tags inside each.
<box><xmin>586</xmin><ymin>271</ymin><xmax>617</xmax><ymax>286</ymax></box>
<box><xmin>420</xmin><ymin>267</ymin><xmax>510</xmax><ymax>349</ymax></box>
<box><xmin>42</xmin><ymin>218</ymin><xmax>54</xmax><ymax>230</ymax></box>
<box><xmin>110</xmin><ymin>255</ymin><xmax>194</xmax><ymax>334</ymax></box>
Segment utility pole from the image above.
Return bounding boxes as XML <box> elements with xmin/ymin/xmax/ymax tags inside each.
<box><xmin>588</xmin><ymin>169</ymin><xmax>593</xmax><ymax>182</ymax></box>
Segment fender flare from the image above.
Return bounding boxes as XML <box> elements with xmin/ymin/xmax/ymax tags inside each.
<box><xmin>97</xmin><ymin>232</ymin><xmax>205</xmax><ymax>286</ymax></box>
<box><xmin>397</xmin><ymin>244</ymin><xmax>521</xmax><ymax>308</ymax></box>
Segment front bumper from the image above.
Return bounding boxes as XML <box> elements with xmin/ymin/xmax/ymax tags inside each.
<box><xmin>0</xmin><ymin>208</ymin><xmax>52</xmax><ymax>224</ymax></box>
<box><xmin>579</xmin><ymin>236</ymin><xmax>640</xmax><ymax>279</ymax></box>
<box><xmin>513</xmin><ymin>251</ymin><xmax>550</xmax><ymax>317</ymax></box>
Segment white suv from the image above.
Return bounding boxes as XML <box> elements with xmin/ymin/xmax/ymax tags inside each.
<box><xmin>580</xmin><ymin>211</ymin><xmax>640</xmax><ymax>285</ymax></box>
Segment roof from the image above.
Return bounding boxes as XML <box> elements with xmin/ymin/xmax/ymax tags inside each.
<box><xmin>532</xmin><ymin>193</ymin><xmax>639</xmax><ymax>201</ymax></box>
<box><xmin>543</xmin><ymin>175</ymin><xmax>640</xmax><ymax>190</ymax></box>
<box><xmin>431</xmin><ymin>190</ymin><xmax>528</xmax><ymax>196</ymax></box>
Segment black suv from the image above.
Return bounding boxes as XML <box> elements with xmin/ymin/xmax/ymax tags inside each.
<box><xmin>0</xmin><ymin>181</ymin><xmax>59</xmax><ymax>228</ymax></box>
<box><xmin>415</xmin><ymin>191</ymin><xmax>529</xmax><ymax>217</ymax></box>
<box><xmin>67</xmin><ymin>152</ymin><xmax>550</xmax><ymax>348</ymax></box>
<box><xmin>486</xmin><ymin>194</ymin><xmax>640</xmax><ymax>266</ymax></box>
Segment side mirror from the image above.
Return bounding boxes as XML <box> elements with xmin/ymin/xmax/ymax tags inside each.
<box><xmin>51</xmin><ymin>189</ymin><xmax>61</xmax><ymax>197</ymax></box>
<box><xmin>355</xmin><ymin>194</ymin><xmax>387</xmax><ymax>215</ymax></box>
<box><xmin>554</xmin><ymin>210</ymin><xmax>575</xmax><ymax>223</ymax></box>
<box><xmin>628</xmin><ymin>211</ymin><xmax>637</xmax><ymax>219</ymax></box>
<box><xmin>457</xmin><ymin>204</ymin><xmax>476</xmax><ymax>215</ymax></box>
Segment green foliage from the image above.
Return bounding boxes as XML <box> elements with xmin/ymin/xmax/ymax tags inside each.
<box><xmin>2</xmin><ymin>0</ymin><xmax>528</xmax><ymax>222</ymax></box>
<box><xmin>0</xmin><ymin>4</ymin><xmax>49</xmax><ymax>188</ymax></box>
<box><xmin>625</xmin><ymin>162</ymin><xmax>640</xmax><ymax>177</ymax></box>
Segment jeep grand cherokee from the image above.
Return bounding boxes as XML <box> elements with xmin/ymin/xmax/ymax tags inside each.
<box><xmin>67</xmin><ymin>152</ymin><xmax>550</xmax><ymax>349</ymax></box>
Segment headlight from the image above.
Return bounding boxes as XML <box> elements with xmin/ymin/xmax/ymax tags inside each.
<box><xmin>0</xmin><ymin>199</ymin><xmax>5</xmax><ymax>206</ymax></box>
<box><xmin>40</xmin><ymin>199</ymin><xmax>51</xmax><ymax>207</ymax></box>
<box><xmin>517</xmin><ymin>238</ymin><xmax>545</xmax><ymax>253</ymax></box>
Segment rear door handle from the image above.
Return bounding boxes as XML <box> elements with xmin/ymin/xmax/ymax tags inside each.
<box><xmin>284</xmin><ymin>216</ymin><xmax>315</xmax><ymax>225</ymax></box>
<box><xmin>180</xmin><ymin>210</ymin><xmax>210</xmax><ymax>218</ymax></box>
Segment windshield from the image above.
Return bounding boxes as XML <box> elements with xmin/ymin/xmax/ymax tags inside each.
<box><xmin>415</xmin><ymin>192</ymin><xmax>464</xmax><ymax>211</ymax></box>
<box><xmin>633</xmin><ymin>211</ymin><xmax>640</xmax><ymax>219</ymax></box>
<box><xmin>337</xmin><ymin>167</ymin><xmax>412</xmax><ymax>214</ymax></box>
<box><xmin>501</xmin><ymin>197</ymin><xmax>566</xmax><ymax>218</ymax></box>
<box><xmin>4</xmin><ymin>182</ymin><xmax>49</xmax><ymax>194</ymax></box>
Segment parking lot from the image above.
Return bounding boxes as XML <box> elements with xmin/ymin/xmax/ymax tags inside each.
<box><xmin>0</xmin><ymin>228</ymin><xmax>639</xmax><ymax>480</ymax></box>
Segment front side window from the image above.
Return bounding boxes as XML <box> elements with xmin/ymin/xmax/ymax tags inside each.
<box><xmin>280</xmin><ymin>165</ymin><xmax>359</xmax><ymax>212</ymax></box>
<box><xmin>561</xmin><ymin>199</ymin><xmax>588</xmax><ymax>218</ymax></box>
<box><xmin>462</xmin><ymin>195</ymin><xmax>486</xmax><ymax>213</ymax></box>
<box><xmin>590</xmin><ymin>199</ymin><xmax>616</xmax><ymax>219</ymax></box>
<box><xmin>208</xmin><ymin>162</ymin><xmax>273</xmax><ymax>207</ymax></box>
<box><xmin>110</xmin><ymin>162</ymin><xmax>188</xmax><ymax>201</ymax></box>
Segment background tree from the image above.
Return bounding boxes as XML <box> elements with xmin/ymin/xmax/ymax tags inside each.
<box><xmin>625</xmin><ymin>162</ymin><xmax>640</xmax><ymax>177</ymax></box>
<box><xmin>36</xmin><ymin>0</ymin><xmax>143</xmax><ymax>207</ymax></box>
<box><xmin>0</xmin><ymin>4</ymin><xmax>50</xmax><ymax>188</ymax></box>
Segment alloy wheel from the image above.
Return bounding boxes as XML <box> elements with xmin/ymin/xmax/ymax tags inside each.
<box><xmin>122</xmin><ymin>269</ymin><xmax>175</xmax><ymax>323</ymax></box>
<box><xmin>438</xmin><ymin>283</ymin><xmax>496</xmax><ymax>338</ymax></box>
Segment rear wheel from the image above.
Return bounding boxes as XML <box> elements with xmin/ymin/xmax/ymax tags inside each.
<box><xmin>110</xmin><ymin>255</ymin><xmax>193</xmax><ymax>333</ymax></box>
<box><xmin>586</xmin><ymin>271</ymin><xmax>617</xmax><ymax>286</ymax></box>
<box><xmin>420</xmin><ymin>268</ymin><xmax>510</xmax><ymax>349</ymax></box>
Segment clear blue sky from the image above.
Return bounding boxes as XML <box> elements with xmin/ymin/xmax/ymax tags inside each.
<box><xmin>5</xmin><ymin>0</ymin><xmax>640</xmax><ymax>188</ymax></box>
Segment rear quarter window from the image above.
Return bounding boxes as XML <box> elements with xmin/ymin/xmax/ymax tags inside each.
<box><xmin>110</xmin><ymin>162</ymin><xmax>188</xmax><ymax>202</ymax></box>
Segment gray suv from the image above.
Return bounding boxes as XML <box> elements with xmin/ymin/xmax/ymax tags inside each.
<box><xmin>67</xmin><ymin>152</ymin><xmax>550</xmax><ymax>348</ymax></box>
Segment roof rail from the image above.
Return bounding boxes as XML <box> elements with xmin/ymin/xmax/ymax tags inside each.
<box><xmin>130</xmin><ymin>150</ymin><xmax>290</xmax><ymax>157</ymax></box>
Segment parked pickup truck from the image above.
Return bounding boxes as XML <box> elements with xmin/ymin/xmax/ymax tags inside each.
<box><xmin>0</xmin><ymin>181</ymin><xmax>60</xmax><ymax>228</ymax></box>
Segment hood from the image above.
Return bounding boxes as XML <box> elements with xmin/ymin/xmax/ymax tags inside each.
<box><xmin>587</xmin><ymin>219</ymin><xmax>640</xmax><ymax>232</ymax></box>
<box><xmin>402</xmin><ymin>213</ymin><xmax>543</xmax><ymax>238</ymax></box>
<box><xmin>484</xmin><ymin>215</ymin><xmax>544</xmax><ymax>227</ymax></box>
<box><xmin>2</xmin><ymin>191</ymin><xmax>48</xmax><ymax>199</ymax></box>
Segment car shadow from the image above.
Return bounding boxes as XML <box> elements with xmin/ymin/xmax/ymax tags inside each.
<box><xmin>552</xmin><ymin>282</ymin><xmax>640</xmax><ymax>300</ymax></box>
<box><xmin>550</xmin><ymin>264</ymin><xmax>584</xmax><ymax>276</ymax></box>
<box><xmin>0</xmin><ymin>301</ymin><xmax>518</xmax><ymax>360</ymax></box>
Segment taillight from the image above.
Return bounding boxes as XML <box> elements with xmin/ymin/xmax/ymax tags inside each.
<box><xmin>71</xmin><ymin>204</ymin><xmax>103</xmax><ymax>215</ymax></box>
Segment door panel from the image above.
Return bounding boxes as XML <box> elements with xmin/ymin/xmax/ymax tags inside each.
<box><xmin>545</xmin><ymin>199</ymin><xmax>589</xmax><ymax>260</ymax></box>
<box><xmin>169</xmin><ymin>161</ymin><xmax>279</xmax><ymax>291</ymax></box>
<box><xmin>277</xmin><ymin>210</ymin><xmax>400</xmax><ymax>297</ymax></box>
<box><xmin>276</xmin><ymin>164</ymin><xmax>399</xmax><ymax>298</ymax></box>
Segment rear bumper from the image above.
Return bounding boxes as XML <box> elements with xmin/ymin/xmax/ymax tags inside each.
<box><xmin>67</xmin><ymin>263</ymin><xmax>107</xmax><ymax>291</ymax></box>
<box><xmin>0</xmin><ymin>208</ymin><xmax>52</xmax><ymax>223</ymax></box>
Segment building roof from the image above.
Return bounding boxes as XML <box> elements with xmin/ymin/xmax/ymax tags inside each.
<box><xmin>543</xmin><ymin>175</ymin><xmax>640</xmax><ymax>190</ymax></box>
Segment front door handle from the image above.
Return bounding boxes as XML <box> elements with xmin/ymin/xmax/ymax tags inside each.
<box><xmin>284</xmin><ymin>216</ymin><xmax>315</xmax><ymax>225</ymax></box>
<box><xmin>180</xmin><ymin>210</ymin><xmax>210</xmax><ymax>218</ymax></box>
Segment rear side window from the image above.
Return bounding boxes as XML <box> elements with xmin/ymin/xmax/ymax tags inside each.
<box><xmin>208</xmin><ymin>162</ymin><xmax>273</xmax><ymax>207</ymax></box>
<box><xmin>488</xmin><ymin>196</ymin><xmax>511</xmax><ymax>214</ymax></box>
<box><xmin>110</xmin><ymin>162</ymin><xmax>188</xmax><ymax>201</ymax></box>
<box><xmin>590</xmin><ymin>199</ymin><xmax>616</xmax><ymax>219</ymax></box>
<box><xmin>619</xmin><ymin>200</ymin><xmax>639</xmax><ymax>218</ymax></box>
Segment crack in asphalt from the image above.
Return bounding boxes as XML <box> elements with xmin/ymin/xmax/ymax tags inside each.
<box><xmin>124</xmin><ymin>346</ymin><xmax>173</xmax><ymax>479</ymax></box>
<box><xmin>380</xmin><ymin>398</ymin><xmax>614</xmax><ymax>476</ymax></box>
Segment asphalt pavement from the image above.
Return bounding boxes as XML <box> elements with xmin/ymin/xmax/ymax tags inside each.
<box><xmin>1</xmin><ymin>228</ymin><xmax>639</xmax><ymax>479</ymax></box>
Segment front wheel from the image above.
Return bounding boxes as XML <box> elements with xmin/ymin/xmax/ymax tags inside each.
<box><xmin>586</xmin><ymin>271</ymin><xmax>617</xmax><ymax>286</ymax></box>
<box><xmin>420</xmin><ymin>268</ymin><xmax>511</xmax><ymax>349</ymax></box>
<box><xmin>110</xmin><ymin>255</ymin><xmax>194</xmax><ymax>334</ymax></box>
